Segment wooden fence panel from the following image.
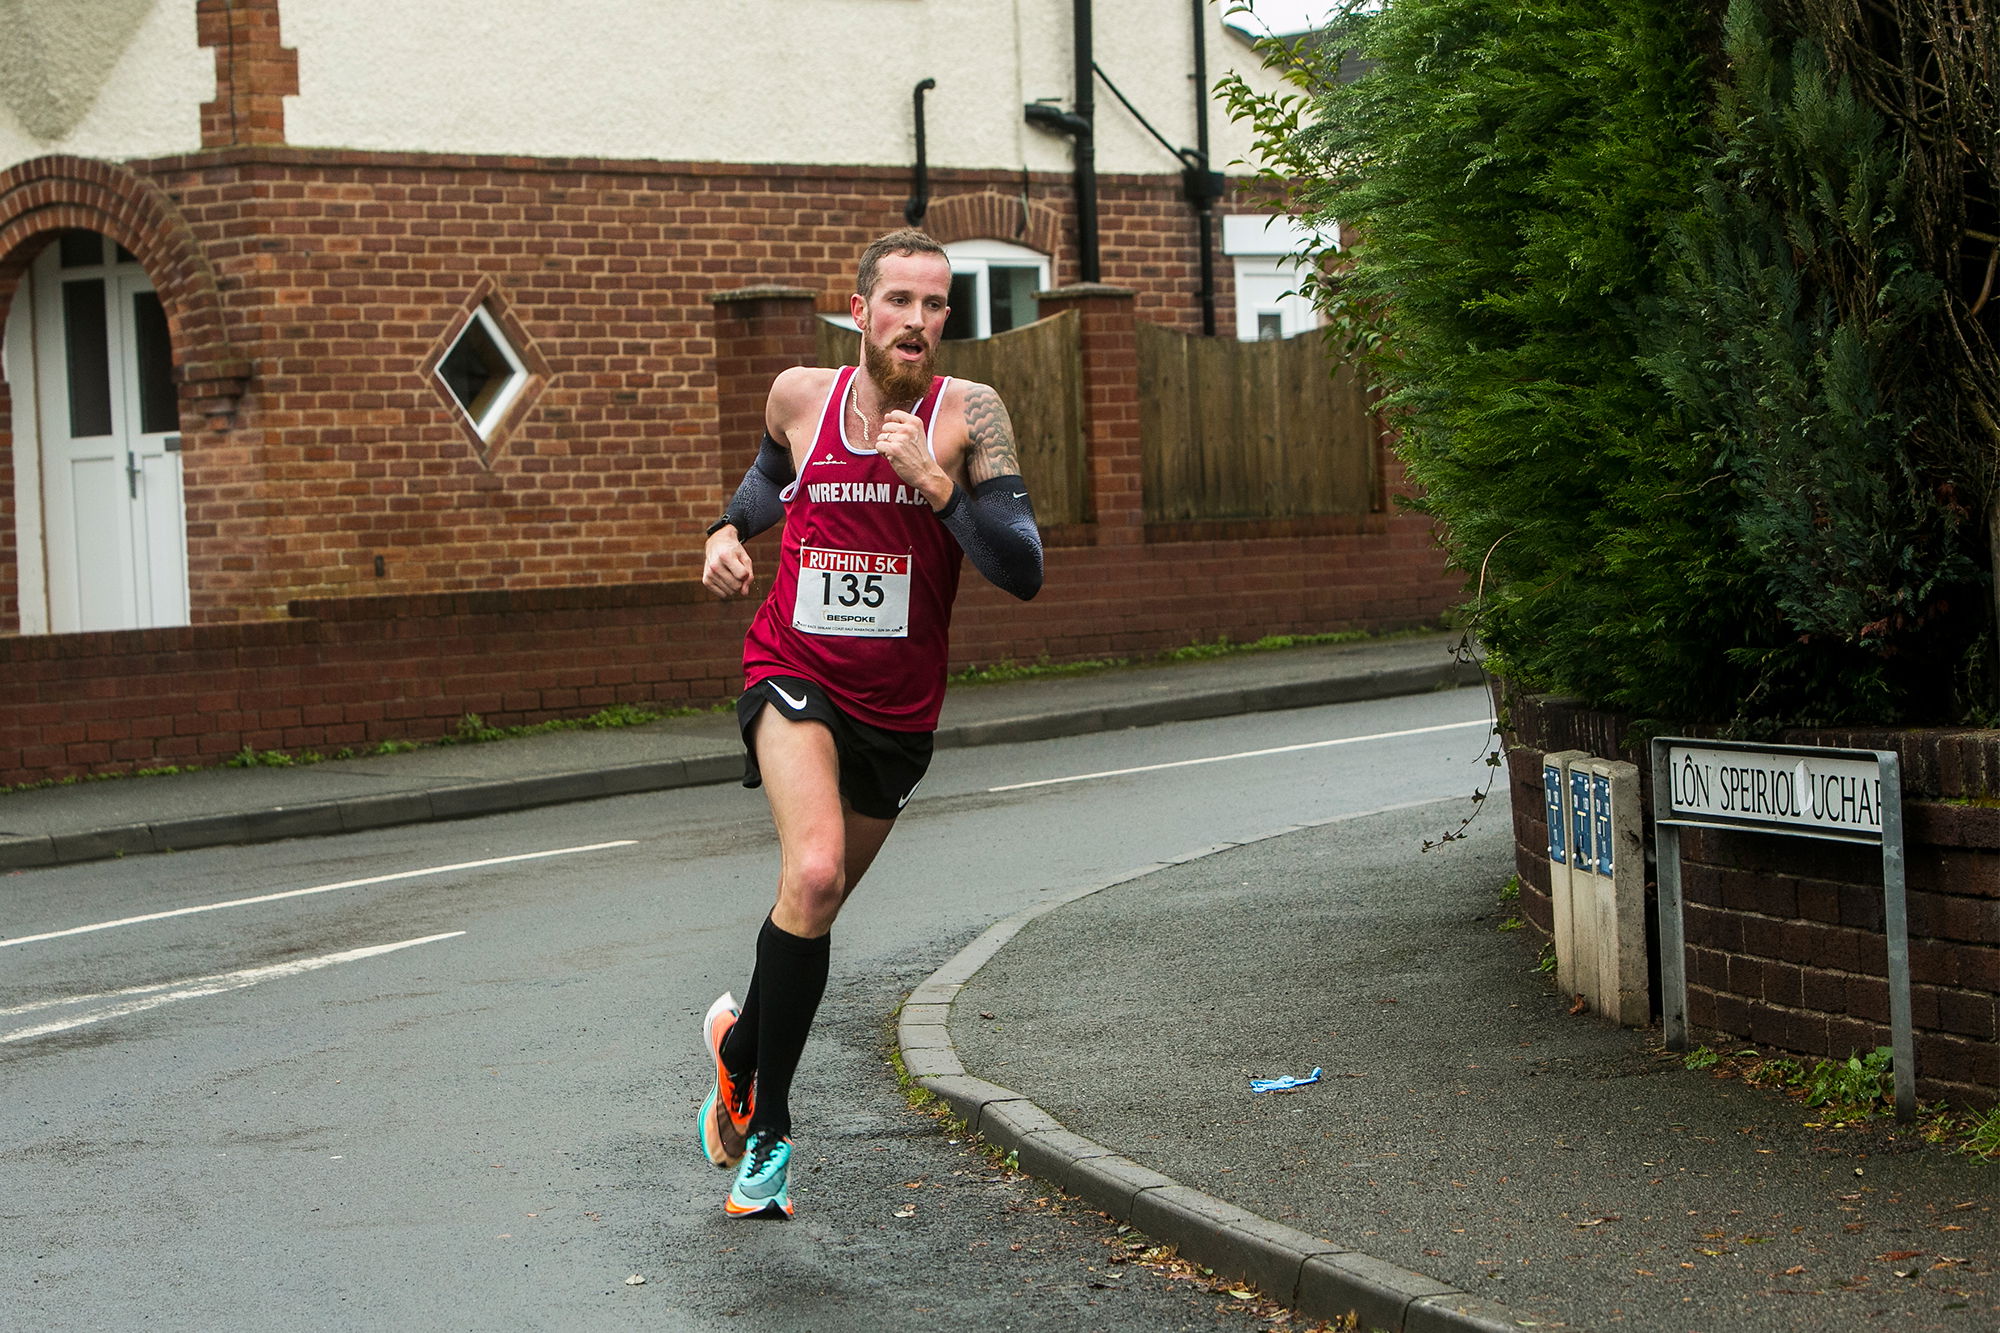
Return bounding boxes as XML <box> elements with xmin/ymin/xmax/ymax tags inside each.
<box><xmin>1138</xmin><ymin>323</ymin><xmax>1378</xmax><ymax>523</ymax></box>
<box><xmin>813</xmin><ymin>313</ymin><xmax>1086</xmax><ymax>524</ymax></box>
<box><xmin>813</xmin><ymin>315</ymin><xmax>857</xmax><ymax>371</ymax></box>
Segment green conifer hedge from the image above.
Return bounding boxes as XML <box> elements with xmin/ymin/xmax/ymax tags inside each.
<box><xmin>1224</xmin><ymin>0</ymin><xmax>1988</xmax><ymax>725</ymax></box>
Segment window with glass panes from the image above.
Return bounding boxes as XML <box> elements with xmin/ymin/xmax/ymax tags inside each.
<box><xmin>941</xmin><ymin>240</ymin><xmax>1050</xmax><ymax>340</ymax></box>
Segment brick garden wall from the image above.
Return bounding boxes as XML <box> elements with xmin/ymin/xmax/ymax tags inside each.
<box><xmin>1503</xmin><ymin>689</ymin><xmax>2000</xmax><ymax>1107</ymax></box>
<box><xmin>0</xmin><ymin>518</ymin><xmax>1447</xmax><ymax>787</ymax></box>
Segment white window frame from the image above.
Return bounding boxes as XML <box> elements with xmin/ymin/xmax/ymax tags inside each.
<box><xmin>3</xmin><ymin>273</ymin><xmax>46</xmax><ymax>633</ymax></box>
<box><xmin>1223</xmin><ymin>214</ymin><xmax>1339</xmax><ymax>342</ymax></box>
<box><xmin>944</xmin><ymin>239</ymin><xmax>1052</xmax><ymax>340</ymax></box>
<box><xmin>437</xmin><ymin>304</ymin><xmax>528</xmax><ymax>440</ymax></box>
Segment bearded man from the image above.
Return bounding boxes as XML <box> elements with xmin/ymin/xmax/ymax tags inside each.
<box><xmin>696</xmin><ymin>228</ymin><xmax>1044</xmax><ymax>1218</ymax></box>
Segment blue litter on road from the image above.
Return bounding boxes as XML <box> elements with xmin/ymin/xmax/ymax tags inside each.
<box><xmin>1249</xmin><ymin>1067</ymin><xmax>1322</xmax><ymax>1093</ymax></box>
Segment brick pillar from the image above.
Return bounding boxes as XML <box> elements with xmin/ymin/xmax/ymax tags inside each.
<box><xmin>1036</xmin><ymin>284</ymin><xmax>1142</xmax><ymax>544</ymax></box>
<box><xmin>197</xmin><ymin>0</ymin><xmax>299</xmax><ymax>149</ymax></box>
<box><xmin>710</xmin><ymin>286</ymin><xmax>821</xmax><ymax>492</ymax></box>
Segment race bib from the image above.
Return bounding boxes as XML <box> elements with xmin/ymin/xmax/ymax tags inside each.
<box><xmin>792</xmin><ymin>546</ymin><xmax>911</xmax><ymax>637</ymax></box>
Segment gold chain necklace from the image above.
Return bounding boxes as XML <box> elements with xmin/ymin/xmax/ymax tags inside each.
<box><xmin>848</xmin><ymin>388</ymin><xmax>874</xmax><ymax>444</ymax></box>
<box><xmin>848</xmin><ymin>382</ymin><xmax>911</xmax><ymax>446</ymax></box>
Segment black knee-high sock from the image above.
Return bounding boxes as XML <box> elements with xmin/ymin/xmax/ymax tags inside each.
<box><xmin>720</xmin><ymin>976</ymin><xmax>760</xmax><ymax>1085</ymax></box>
<box><xmin>733</xmin><ymin>916</ymin><xmax>829</xmax><ymax>1141</ymax></box>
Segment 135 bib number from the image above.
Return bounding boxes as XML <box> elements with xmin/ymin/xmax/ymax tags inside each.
<box><xmin>793</xmin><ymin>546</ymin><xmax>911</xmax><ymax>637</ymax></box>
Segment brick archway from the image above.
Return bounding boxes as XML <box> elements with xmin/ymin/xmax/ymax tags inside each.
<box><xmin>921</xmin><ymin>191</ymin><xmax>1063</xmax><ymax>261</ymax></box>
<box><xmin>0</xmin><ymin>155</ymin><xmax>247</xmax><ymax>411</ymax></box>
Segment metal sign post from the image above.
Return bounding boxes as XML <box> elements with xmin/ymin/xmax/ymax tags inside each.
<box><xmin>1650</xmin><ymin>738</ymin><xmax>1913</xmax><ymax>1120</ymax></box>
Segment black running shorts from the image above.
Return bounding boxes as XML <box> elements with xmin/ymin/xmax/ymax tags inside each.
<box><xmin>736</xmin><ymin>676</ymin><xmax>934</xmax><ymax>820</ymax></box>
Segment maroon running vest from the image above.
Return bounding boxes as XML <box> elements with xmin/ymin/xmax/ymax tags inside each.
<box><xmin>742</xmin><ymin>366</ymin><xmax>962</xmax><ymax>731</ymax></box>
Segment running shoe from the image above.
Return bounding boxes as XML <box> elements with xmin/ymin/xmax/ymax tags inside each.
<box><xmin>699</xmin><ymin>992</ymin><xmax>754</xmax><ymax>1169</ymax></box>
<box><xmin>724</xmin><ymin>1131</ymin><xmax>794</xmax><ymax>1219</ymax></box>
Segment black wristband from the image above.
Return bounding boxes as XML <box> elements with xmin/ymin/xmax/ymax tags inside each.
<box><xmin>704</xmin><ymin>513</ymin><xmax>740</xmax><ymax>537</ymax></box>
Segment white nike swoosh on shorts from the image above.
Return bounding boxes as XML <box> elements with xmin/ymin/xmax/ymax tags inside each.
<box><xmin>771</xmin><ymin>682</ymin><xmax>809</xmax><ymax>711</ymax></box>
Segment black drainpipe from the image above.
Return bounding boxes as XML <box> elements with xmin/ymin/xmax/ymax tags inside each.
<box><xmin>1190</xmin><ymin>0</ymin><xmax>1218</xmax><ymax>335</ymax></box>
<box><xmin>905</xmin><ymin>78</ymin><xmax>937</xmax><ymax>228</ymax></box>
<box><xmin>1023</xmin><ymin>0</ymin><xmax>1100</xmax><ymax>283</ymax></box>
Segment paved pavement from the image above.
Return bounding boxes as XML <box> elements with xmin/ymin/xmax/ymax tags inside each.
<box><xmin>7</xmin><ymin>631</ymin><xmax>1994</xmax><ymax>1331</ymax></box>
<box><xmin>0</xmin><ymin>632</ymin><xmax>1470</xmax><ymax>872</ymax></box>
<box><xmin>920</xmin><ymin>810</ymin><xmax>1997</xmax><ymax>1333</ymax></box>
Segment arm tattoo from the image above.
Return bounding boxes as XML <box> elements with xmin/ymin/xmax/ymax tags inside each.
<box><xmin>963</xmin><ymin>384</ymin><xmax>1022</xmax><ymax>486</ymax></box>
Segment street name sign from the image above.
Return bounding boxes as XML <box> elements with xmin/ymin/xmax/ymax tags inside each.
<box><xmin>1649</xmin><ymin>738</ymin><xmax>1912</xmax><ymax>1119</ymax></box>
<box><xmin>1663</xmin><ymin>743</ymin><xmax>1885</xmax><ymax>841</ymax></box>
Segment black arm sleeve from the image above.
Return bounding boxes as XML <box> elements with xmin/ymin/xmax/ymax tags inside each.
<box><xmin>936</xmin><ymin>474</ymin><xmax>1043</xmax><ymax>601</ymax></box>
<box><xmin>718</xmin><ymin>432</ymin><xmax>796</xmax><ymax>540</ymax></box>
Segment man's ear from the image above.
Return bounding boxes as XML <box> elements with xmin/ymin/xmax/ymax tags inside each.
<box><xmin>850</xmin><ymin>292</ymin><xmax>867</xmax><ymax>326</ymax></box>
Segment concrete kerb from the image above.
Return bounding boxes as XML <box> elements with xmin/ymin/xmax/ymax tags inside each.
<box><xmin>898</xmin><ymin>813</ymin><xmax>1529</xmax><ymax>1333</ymax></box>
<box><xmin>51</xmin><ymin>824</ymin><xmax>155</xmax><ymax>862</ymax></box>
<box><xmin>0</xmin><ymin>762</ymin><xmax>696</xmax><ymax>871</ymax></box>
<box><xmin>0</xmin><ymin>834</ymin><xmax>55</xmax><ymax>868</ymax></box>
<box><xmin>1301</xmin><ymin>1252</ymin><xmax>1462</xmax><ymax>1332</ymax></box>
<box><xmin>1406</xmin><ymin>1293</ymin><xmax>1530</xmax><ymax>1333</ymax></box>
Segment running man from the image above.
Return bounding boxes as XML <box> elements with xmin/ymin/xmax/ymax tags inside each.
<box><xmin>697</xmin><ymin>229</ymin><xmax>1044</xmax><ymax>1218</ymax></box>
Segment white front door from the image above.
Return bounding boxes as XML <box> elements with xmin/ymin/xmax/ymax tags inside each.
<box><xmin>27</xmin><ymin>232</ymin><xmax>188</xmax><ymax>632</ymax></box>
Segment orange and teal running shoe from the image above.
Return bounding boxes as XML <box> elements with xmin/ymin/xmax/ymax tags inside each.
<box><xmin>698</xmin><ymin>993</ymin><xmax>754</xmax><ymax>1169</ymax></box>
<box><xmin>725</xmin><ymin>1130</ymin><xmax>794</xmax><ymax>1219</ymax></box>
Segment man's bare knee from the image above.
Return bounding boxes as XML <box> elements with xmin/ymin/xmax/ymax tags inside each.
<box><xmin>778</xmin><ymin>847</ymin><xmax>846</xmax><ymax>934</ymax></box>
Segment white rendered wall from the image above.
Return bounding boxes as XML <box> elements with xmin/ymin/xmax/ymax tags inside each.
<box><xmin>0</xmin><ymin>1</ymin><xmax>1294</xmax><ymax>182</ymax></box>
<box><xmin>281</xmin><ymin>0</ymin><xmax>1287</xmax><ymax>177</ymax></box>
<box><xmin>0</xmin><ymin>0</ymin><xmax>209</xmax><ymax>172</ymax></box>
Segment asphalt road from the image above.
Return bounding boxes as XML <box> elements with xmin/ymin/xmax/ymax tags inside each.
<box><xmin>1</xmin><ymin>686</ymin><xmax>1496</xmax><ymax>1332</ymax></box>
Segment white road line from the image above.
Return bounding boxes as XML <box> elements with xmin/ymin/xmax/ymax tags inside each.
<box><xmin>0</xmin><ymin>841</ymin><xmax>635</xmax><ymax>949</ymax></box>
<box><xmin>986</xmin><ymin>718</ymin><xmax>1494</xmax><ymax>792</ymax></box>
<box><xmin>1</xmin><ymin>931</ymin><xmax>465</xmax><ymax>1044</ymax></box>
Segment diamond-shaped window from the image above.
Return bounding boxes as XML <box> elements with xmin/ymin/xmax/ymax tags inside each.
<box><xmin>436</xmin><ymin>304</ymin><xmax>527</xmax><ymax>440</ymax></box>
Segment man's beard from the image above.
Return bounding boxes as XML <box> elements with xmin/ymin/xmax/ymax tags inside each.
<box><xmin>861</xmin><ymin>328</ymin><xmax>937</xmax><ymax>406</ymax></box>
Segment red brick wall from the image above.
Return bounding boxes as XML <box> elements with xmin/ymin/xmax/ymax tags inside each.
<box><xmin>0</xmin><ymin>150</ymin><xmax>1279</xmax><ymax>624</ymax></box>
<box><xmin>1504</xmin><ymin>691</ymin><xmax>2000</xmax><ymax>1107</ymax></box>
<box><xmin>0</xmin><ymin>583</ymin><xmax>741</xmax><ymax>775</ymax></box>
<box><xmin>916</xmin><ymin>176</ymin><xmax>1261</xmax><ymax>334</ymax></box>
<box><xmin>0</xmin><ymin>149</ymin><xmax>1304</xmax><ymax>629</ymax></box>
<box><xmin>196</xmin><ymin>0</ymin><xmax>298</xmax><ymax>150</ymax></box>
<box><xmin>1100</xmin><ymin>177</ymin><xmax>1234</xmax><ymax>332</ymax></box>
